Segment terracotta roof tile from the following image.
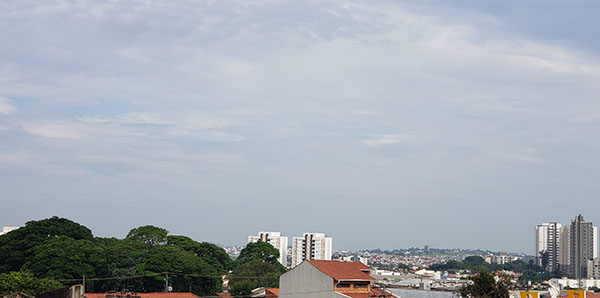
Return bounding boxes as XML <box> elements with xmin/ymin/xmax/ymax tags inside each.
<box><xmin>265</xmin><ymin>289</ymin><xmax>278</xmax><ymax>297</ymax></box>
<box><xmin>308</xmin><ymin>260</ymin><xmax>375</xmax><ymax>281</ymax></box>
<box><xmin>339</xmin><ymin>286</ymin><xmax>395</xmax><ymax>298</ymax></box>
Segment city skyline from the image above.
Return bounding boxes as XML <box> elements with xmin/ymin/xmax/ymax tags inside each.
<box><xmin>4</xmin><ymin>216</ymin><xmax>596</xmax><ymax>256</ymax></box>
<box><xmin>2</xmin><ymin>1</ymin><xmax>600</xmax><ymax>254</ymax></box>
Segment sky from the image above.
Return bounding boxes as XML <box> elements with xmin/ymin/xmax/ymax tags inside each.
<box><xmin>1</xmin><ymin>0</ymin><xmax>600</xmax><ymax>254</ymax></box>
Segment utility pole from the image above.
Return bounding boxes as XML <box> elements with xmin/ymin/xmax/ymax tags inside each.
<box><xmin>164</xmin><ymin>273</ymin><xmax>169</xmax><ymax>293</ymax></box>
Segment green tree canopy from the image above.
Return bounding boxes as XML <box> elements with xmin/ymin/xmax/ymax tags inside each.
<box><xmin>0</xmin><ymin>217</ymin><xmax>93</xmax><ymax>273</ymax></box>
<box><xmin>0</xmin><ymin>271</ymin><xmax>63</xmax><ymax>296</ymax></box>
<box><xmin>0</xmin><ymin>217</ymin><xmax>227</xmax><ymax>296</ymax></box>
<box><xmin>236</xmin><ymin>242</ymin><xmax>282</xmax><ymax>268</ymax></box>
<box><xmin>458</xmin><ymin>271</ymin><xmax>511</xmax><ymax>298</ymax></box>
<box><xmin>22</xmin><ymin>236</ymin><xmax>107</xmax><ymax>280</ymax></box>
<box><xmin>126</xmin><ymin>226</ymin><xmax>168</xmax><ymax>247</ymax></box>
<box><xmin>167</xmin><ymin>236</ymin><xmax>232</xmax><ymax>273</ymax></box>
<box><xmin>429</xmin><ymin>257</ymin><xmax>545</xmax><ymax>274</ymax></box>
<box><xmin>95</xmin><ymin>238</ymin><xmax>147</xmax><ymax>292</ymax></box>
<box><xmin>463</xmin><ymin>256</ymin><xmax>486</xmax><ymax>267</ymax></box>
<box><xmin>539</xmin><ymin>250</ymin><xmax>549</xmax><ymax>271</ymax></box>
<box><xmin>229</xmin><ymin>260</ymin><xmax>285</xmax><ymax>296</ymax></box>
<box><xmin>139</xmin><ymin>245</ymin><xmax>221</xmax><ymax>295</ymax></box>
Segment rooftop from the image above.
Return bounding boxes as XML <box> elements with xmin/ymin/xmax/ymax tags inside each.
<box><xmin>307</xmin><ymin>260</ymin><xmax>375</xmax><ymax>281</ymax></box>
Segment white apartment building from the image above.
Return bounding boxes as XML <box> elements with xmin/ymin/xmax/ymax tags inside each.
<box><xmin>0</xmin><ymin>226</ymin><xmax>19</xmax><ymax>236</ymax></box>
<box><xmin>291</xmin><ymin>233</ymin><xmax>332</xmax><ymax>267</ymax></box>
<box><xmin>535</xmin><ymin>222</ymin><xmax>561</xmax><ymax>271</ymax></box>
<box><xmin>493</xmin><ymin>252</ymin><xmax>518</xmax><ymax>264</ymax></box>
<box><xmin>248</xmin><ymin>231</ymin><xmax>288</xmax><ymax>267</ymax></box>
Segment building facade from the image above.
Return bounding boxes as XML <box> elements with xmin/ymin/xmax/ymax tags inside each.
<box><xmin>560</xmin><ymin>225</ymin><xmax>571</xmax><ymax>274</ymax></box>
<box><xmin>248</xmin><ymin>232</ymin><xmax>288</xmax><ymax>267</ymax></box>
<box><xmin>570</xmin><ymin>214</ymin><xmax>595</xmax><ymax>279</ymax></box>
<box><xmin>279</xmin><ymin>260</ymin><xmax>395</xmax><ymax>298</ymax></box>
<box><xmin>291</xmin><ymin>233</ymin><xmax>332</xmax><ymax>267</ymax></box>
<box><xmin>535</xmin><ymin>222</ymin><xmax>561</xmax><ymax>272</ymax></box>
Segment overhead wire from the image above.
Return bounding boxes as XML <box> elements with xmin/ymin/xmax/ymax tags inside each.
<box><xmin>56</xmin><ymin>272</ymin><xmax>279</xmax><ymax>282</ymax></box>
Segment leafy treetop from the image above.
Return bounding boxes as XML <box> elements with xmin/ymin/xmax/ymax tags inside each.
<box><xmin>126</xmin><ymin>225</ymin><xmax>168</xmax><ymax>247</ymax></box>
<box><xmin>459</xmin><ymin>271</ymin><xmax>512</xmax><ymax>298</ymax></box>
<box><xmin>0</xmin><ymin>216</ymin><xmax>93</xmax><ymax>272</ymax></box>
<box><xmin>0</xmin><ymin>271</ymin><xmax>63</xmax><ymax>296</ymax></box>
<box><xmin>236</xmin><ymin>242</ymin><xmax>282</xmax><ymax>268</ymax></box>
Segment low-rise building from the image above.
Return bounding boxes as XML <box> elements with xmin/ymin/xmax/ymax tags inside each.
<box><xmin>280</xmin><ymin>260</ymin><xmax>397</xmax><ymax>298</ymax></box>
<box><xmin>588</xmin><ymin>257</ymin><xmax>600</xmax><ymax>279</ymax></box>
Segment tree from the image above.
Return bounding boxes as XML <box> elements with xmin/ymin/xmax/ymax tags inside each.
<box><xmin>463</xmin><ymin>256</ymin><xmax>486</xmax><ymax>268</ymax></box>
<box><xmin>95</xmin><ymin>238</ymin><xmax>147</xmax><ymax>292</ymax></box>
<box><xmin>0</xmin><ymin>271</ymin><xmax>63</xmax><ymax>296</ymax></box>
<box><xmin>22</xmin><ymin>236</ymin><xmax>107</xmax><ymax>280</ymax></box>
<box><xmin>140</xmin><ymin>245</ymin><xmax>221</xmax><ymax>295</ymax></box>
<box><xmin>0</xmin><ymin>217</ymin><xmax>93</xmax><ymax>273</ymax></box>
<box><xmin>229</xmin><ymin>260</ymin><xmax>285</xmax><ymax>296</ymax></box>
<box><xmin>236</xmin><ymin>242</ymin><xmax>283</xmax><ymax>268</ymax></box>
<box><xmin>126</xmin><ymin>226</ymin><xmax>168</xmax><ymax>247</ymax></box>
<box><xmin>167</xmin><ymin>236</ymin><xmax>232</xmax><ymax>273</ymax></box>
<box><xmin>458</xmin><ymin>271</ymin><xmax>511</xmax><ymax>298</ymax></box>
<box><xmin>539</xmin><ymin>250</ymin><xmax>549</xmax><ymax>271</ymax></box>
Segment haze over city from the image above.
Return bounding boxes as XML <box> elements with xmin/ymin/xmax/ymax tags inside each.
<box><xmin>1</xmin><ymin>1</ymin><xmax>600</xmax><ymax>254</ymax></box>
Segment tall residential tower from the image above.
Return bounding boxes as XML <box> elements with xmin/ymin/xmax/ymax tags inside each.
<box><xmin>291</xmin><ymin>233</ymin><xmax>332</xmax><ymax>267</ymax></box>
<box><xmin>569</xmin><ymin>215</ymin><xmax>596</xmax><ymax>279</ymax></box>
<box><xmin>535</xmin><ymin>222</ymin><xmax>561</xmax><ymax>272</ymax></box>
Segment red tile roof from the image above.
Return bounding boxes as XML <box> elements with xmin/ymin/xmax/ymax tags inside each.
<box><xmin>307</xmin><ymin>260</ymin><xmax>375</xmax><ymax>281</ymax></box>
<box><xmin>265</xmin><ymin>289</ymin><xmax>279</xmax><ymax>298</ymax></box>
<box><xmin>338</xmin><ymin>286</ymin><xmax>394</xmax><ymax>298</ymax></box>
<box><xmin>85</xmin><ymin>293</ymin><xmax>201</xmax><ymax>298</ymax></box>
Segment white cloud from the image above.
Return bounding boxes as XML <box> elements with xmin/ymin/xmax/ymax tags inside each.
<box><xmin>22</xmin><ymin>122</ymin><xmax>88</xmax><ymax>139</ymax></box>
<box><xmin>362</xmin><ymin>134</ymin><xmax>408</xmax><ymax>148</ymax></box>
<box><xmin>352</xmin><ymin>109</ymin><xmax>378</xmax><ymax>116</ymax></box>
<box><xmin>80</xmin><ymin>112</ymin><xmax>171</xmax><ymax>125</ymax></box>
<box><xmin>79</xmin><ymin>111</ymin><xmax>248</xmax><ymax>141</ymax></box>
<box><xmin>0</xmin><ymin>96</ymin><xmax>16</xmax><ymax>114</ymax></box>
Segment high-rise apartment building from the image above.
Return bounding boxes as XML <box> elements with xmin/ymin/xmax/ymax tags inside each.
<box><xmin>248</xmin><ymin>231</ymin><xmax>288</xmax><ymax>267</ymax></box>
<box><xmin>535</xmin><ymin>222</ymin><xmax>561</xmax><ymax>272</ymax></box>
<box><xmin>569</xmin><ymin>214</ymin><xmax>596</xmax><ymax>279</ymax></box>
<box><xmin>291</xmin><ymin>233</ymin><xmax>332</xmax><ymax>267</ymax></box>
<box><xmin>559</xmin><ymin>225</ymin><xmax>571</xmax><ymax>274</ymax></box>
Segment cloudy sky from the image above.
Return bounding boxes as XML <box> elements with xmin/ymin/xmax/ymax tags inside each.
<box><xmin>1</xmin><ymin>0</ymin><xmax>600</xmax><ymax>254</ymax></box>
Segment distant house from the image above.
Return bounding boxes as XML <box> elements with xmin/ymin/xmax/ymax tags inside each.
<box><xmin>280</xmin><ymin>260</ymin><xmax>397</xmax><ymax>298</ymax></box>
<box><xmin>249</xmin><ymin>288</ymin><xmax>279</xmax><ymax>298</ymax></box>
<box><xmin>38</xmin><ymin>285</ymin><xmax>84</xmax><ymax>298</ymax></box>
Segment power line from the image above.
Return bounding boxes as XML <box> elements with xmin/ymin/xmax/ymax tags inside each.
<box><xmin>56</xmin><ymin>272</ymin><xmax>280</xmax><ymax>282</ymax></box>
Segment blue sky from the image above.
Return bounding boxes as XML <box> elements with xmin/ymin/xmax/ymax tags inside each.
<box><xmin>1</xmin><ymin>0</ymin><xmax>600</xmax><ymax>254</ymax></box>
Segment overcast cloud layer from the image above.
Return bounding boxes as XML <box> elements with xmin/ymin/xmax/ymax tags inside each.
<box><xmin>1</xmin><ymin>0</ymin><xmax>600</xmax><ymax>254</ymax></box>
